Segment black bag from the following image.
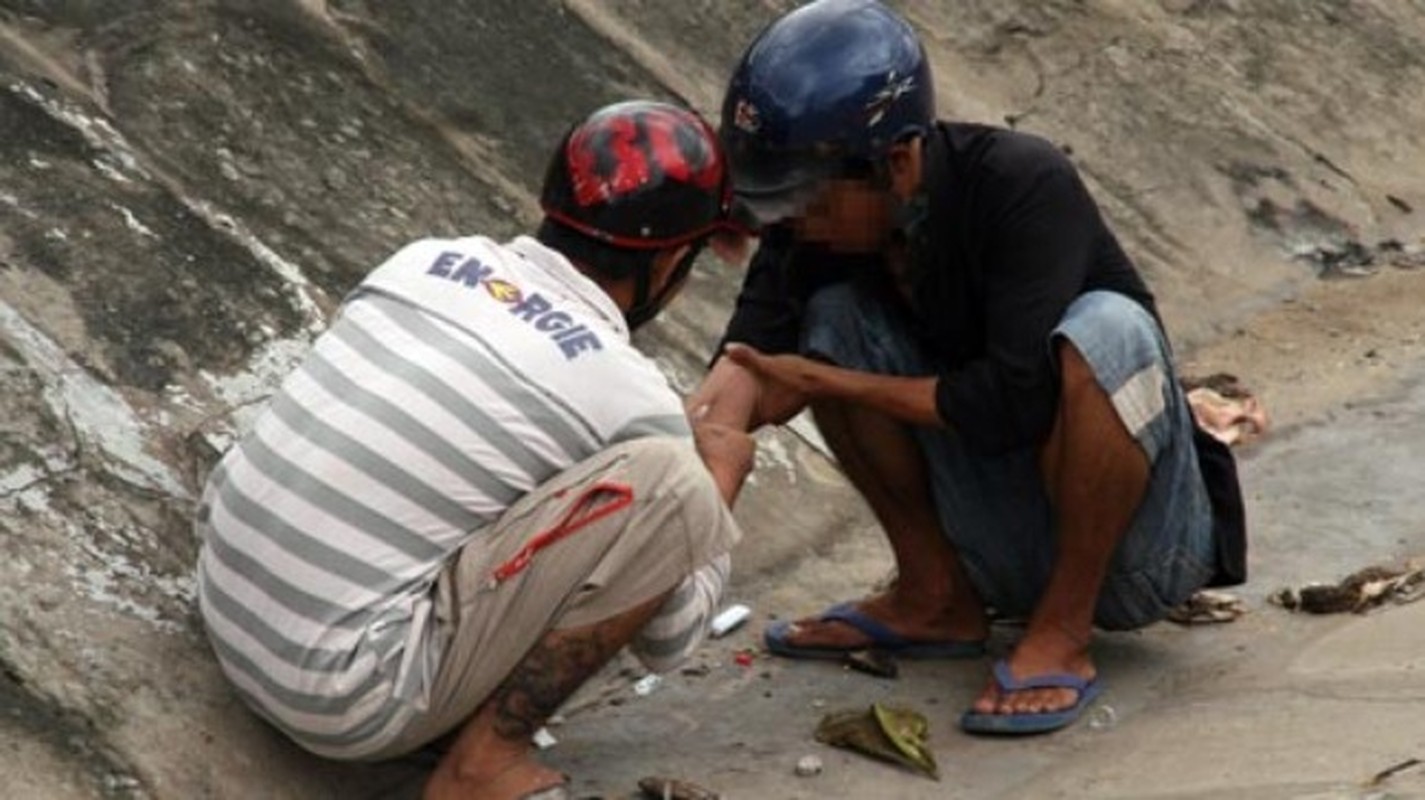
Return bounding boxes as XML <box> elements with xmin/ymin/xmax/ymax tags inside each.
<box><xmin>1192</xmin><ymin>423</ymin><xmax>1248</xmax><ymax>587</ymax></box>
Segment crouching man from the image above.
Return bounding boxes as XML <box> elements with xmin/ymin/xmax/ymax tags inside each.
<box><xmin>195</xmin><ymin>101</ymin><xmax>751</xmax><ymax>800</ymax></box>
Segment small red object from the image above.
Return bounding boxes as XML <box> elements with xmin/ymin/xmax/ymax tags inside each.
<box><xmin>734</xmin><ymin>650</ymin><xmax>755</xmax><ymax>667</ymax></box>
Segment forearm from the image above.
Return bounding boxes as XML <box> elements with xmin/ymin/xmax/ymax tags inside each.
<box><xmin>705</xmin><ymin>453</ymin><xmax>752</xmax><ymax>507</ymax></box>
<box><xmin>836</xmin><ymin>371</ymin><xmax>942</xmax><ymax>428</ymax></box>
<box><xmin>722</xmin><ymin>344</ymin><xmax>937</xmax><ymax>428</ymax></box>
<box><xmin>686</xmin><ymin>357</ymin><xmax>761</xmax><ymax>432</ymax></box>
<box><xmin>692</xmin><ymin>421</ymin><xmax>756</xmax><ymax>506</ymax></box>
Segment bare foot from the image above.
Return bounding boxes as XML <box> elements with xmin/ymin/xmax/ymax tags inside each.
<box><xmin>424</xmin><ymin>750</ymin><xmax>564</xmax><ymax>800</ymax></box>
<box><xmin>777</xmin><ymin>588</ymin><xmax>988</xmax><ymax>651</ymax></box>
<box><xmin>971</xmin><ymin>624</ymin><xmax>1095</xmax><ymax>716</ymax></box>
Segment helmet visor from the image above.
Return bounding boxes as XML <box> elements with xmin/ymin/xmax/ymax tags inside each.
<box><xmin>727</xmin><ymin>141</ymin><xmax>844</xmax><ymax>225</ymax></box>
<box><xmin>736</xmin><ymin>182</ymin><xmax>824</xmax><ymax>227</ymax></box>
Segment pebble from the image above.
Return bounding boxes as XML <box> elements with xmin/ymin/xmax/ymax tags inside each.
<box><xmin>795</xmin><ymin>755</ymin><xmax>823</xmax><ymax>777</ymax></box>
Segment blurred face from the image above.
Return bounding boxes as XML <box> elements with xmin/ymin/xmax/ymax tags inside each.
<box><xmin>791</xmin><ymin>177</ymin><xmax>895</xmax><ymax>253</ymax></box>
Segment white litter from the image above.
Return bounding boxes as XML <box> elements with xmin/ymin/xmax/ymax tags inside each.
<box><xmin>633</xmin><ymin>674</ymin><xmax>663</xmax><ymax>696</ymax></box>
<box><xmin>710</xmin><ymin>603</ymin><xmax>752</xmax><ymax>638</ymax></box>
<box><xmin>795</xmin><ymin>755</ymin><xmax>824</xmax><ymax>777</ymax></box>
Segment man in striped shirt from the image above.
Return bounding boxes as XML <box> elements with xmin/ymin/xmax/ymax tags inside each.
<box><xmin>195</xmin><ymin>101</ymin><xmax>752</xmax><ymax>800</ymax></box>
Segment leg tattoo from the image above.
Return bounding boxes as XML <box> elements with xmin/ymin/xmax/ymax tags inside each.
<box><xmin>491</xmin><ymin>627</ymin><xmax>614</xmax><ymax>741</ymax></box>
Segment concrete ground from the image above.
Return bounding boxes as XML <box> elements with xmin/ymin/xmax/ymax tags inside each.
<box><xmin>462</xmin><ymin>332</ymin><xmax>1425</xmax><ymax>800</ymax></box>
<box><xmin>4</xmin><ymin>4</ymin><xmax>1425</xmax><ymax>798</ymax></box>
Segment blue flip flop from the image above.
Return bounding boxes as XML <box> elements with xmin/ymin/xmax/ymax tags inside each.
<box><xmin>763</xmin><ymin>601</ymin><xmax>986</xmax><ymax>660</ymax></box>
<box><xmin>959</xmin><ymin>659</ymin><xmax>1102</xmax><ymax>735</ymax></box>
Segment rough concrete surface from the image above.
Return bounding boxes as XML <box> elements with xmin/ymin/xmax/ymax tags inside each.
<box><xmin>0</xmin><ymin>1</ymin><xmax>1423</xmax><ymax>798</ymax></box>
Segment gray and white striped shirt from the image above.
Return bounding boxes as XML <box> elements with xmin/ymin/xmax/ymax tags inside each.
<box><xmin>196</xmin><ymin>235</ymin><xmax>728</xmax><ymax>758</ymax></box>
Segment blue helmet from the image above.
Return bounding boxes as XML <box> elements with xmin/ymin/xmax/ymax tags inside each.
<box><xmin>720</xmin><ymin>0</ymin><xmax>935</xmax><ymax>223</ymax></box>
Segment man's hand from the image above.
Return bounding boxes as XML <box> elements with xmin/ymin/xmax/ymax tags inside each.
<box><xmin>691</xmin><ymin>420</ymin><xmax>756</xmax><ymax>506</ymax></box>
<box><xmin>722</xmin><ymin>343</ymin><xmax>840</xmax><ymax>401</ymax></box>
<box><xmin>685</xmin><ymin>355</ymin><xmax>808</xmax><ymax>431</ymax></box>
<box><xmin>723</xmin><ymin>342</ymin><xmax>943</xmax><ymax>428</ymax></box>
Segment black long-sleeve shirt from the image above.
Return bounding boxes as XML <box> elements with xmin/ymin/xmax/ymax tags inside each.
<box><xmin>720</xmin><ymin>122</ymin><xmax>1159</xmax><ymax>454</ymax></box>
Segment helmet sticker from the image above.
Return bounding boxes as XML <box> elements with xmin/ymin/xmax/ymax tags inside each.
<box><xmin>566</xmin><ymin>108</ymin><xmax>721</xmax><ymax>208</ymax></box>
<box><xmin>643</xmin><ymin>111</ymin><xmax>721</xmax><ymax>190</ymax></box>
<box><xmin>732</xmin><ymin>98</ymin><xmax>762</xmax><ymax>134</ymax></box>
<box><xmin>864</xmin><ymin>71</ymin><xmax>917</xmax><ymax>128</ymax></box>
<box><xmin>567</xmin><ymin>116</ymin><xmax>648</xmax><ymax>208</ymax></box>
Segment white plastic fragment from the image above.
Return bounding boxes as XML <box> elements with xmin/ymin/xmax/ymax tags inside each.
<box><xmin>710</xmin><ymin>603</ymin><xmax>752</xmax><ymax>638</ymax></box>
<box><xmin>1087</xmin><ymin>704</ymin><xmax>1118</xmax><ymax>731</ymax></box>
<box><xmin>531</xmin><ymin>727</ymin><xmax>558</xmax><ymax>749</ymax></box>
<box><xmin>633</xmin><ymin>673</ymin><xmax>663</xmax><ymax>696</ymax></box>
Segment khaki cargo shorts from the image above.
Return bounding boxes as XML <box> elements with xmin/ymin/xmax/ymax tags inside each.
<box><xmin>373</xmin><ymin>437</ymin><xmax>740</xmax><ymax>758</ymax></box>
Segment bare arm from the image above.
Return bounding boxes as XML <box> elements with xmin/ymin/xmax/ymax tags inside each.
<box><xmin>685</xmin><ymin>357</ymin><xmax>762</xmax><ymax>432</ymax></box>
<box><xmin>686</xmin><ymin>354</ymin><xmax>810</xmax><ymax>434</ymax></box>
<box><xmin>691</xmin><ymin>420</ymin><xmax>756</xmax><ymax>506</ymax></box>
<box><xmin>723</xmin><ymin>343</ymin><xmax>942</xmax><ymax>428</ymax></box>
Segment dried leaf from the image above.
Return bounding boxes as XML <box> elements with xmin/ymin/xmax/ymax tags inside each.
<box><xmin>843</xmin><ymin>649</ymin><xmax>899</xmax><ymax>678</ymax></box>
<box><xmin>873</xmin><ymin>703</ymin><xmax>938</xmax><ymax>779</ymax></box>
<box><xmin>815</xmin><ymin>704</ymin><xmax>938</xmax><ymax>780</ymax></box>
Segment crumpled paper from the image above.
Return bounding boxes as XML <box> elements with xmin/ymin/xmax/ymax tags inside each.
<box><xmin>1167</xmin><ymin>589</ymin><xmax>1247</xmax><ymax>625</ymax></box>
<box><xmin>1182</xmin><ymin>373</ymin><xmax>1270</xmax><ymax>447</ymax></box>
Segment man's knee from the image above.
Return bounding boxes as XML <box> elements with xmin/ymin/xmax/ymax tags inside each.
<box><xmin>612</xmin><ymin>437</ymin><xmax>731</xmax><ymax>548</ymax></box>
<box><xmin>1053</xmin><ymin>292</ymin><xmax>1179</xmax><ymax>460</ymax></box>
<box><xmin>615</xmin><ymin>437</ymin><xmax>712</xmax><ymax>497</ymax></box>
<box><xmin>1055</xmin><ymin>291</ymin><xmax>1166</xmax><ymax>369</ymax></box>
<box><xmin>1053</xmin><ymin>338</ymin><xmax>1100</xmax><ymax>402</ymax></box>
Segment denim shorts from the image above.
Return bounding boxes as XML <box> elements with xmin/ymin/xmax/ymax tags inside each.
<box><xmin>802</xmin><ymin>286</ymin><xmax>1215</xmax><ymax>630</ymax></box>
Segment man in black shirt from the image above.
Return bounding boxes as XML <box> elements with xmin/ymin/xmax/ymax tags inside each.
<box><xmin>690</xmin><ymin>0</ymin><xmax>1237</xmax><ymax>734</ymax></box>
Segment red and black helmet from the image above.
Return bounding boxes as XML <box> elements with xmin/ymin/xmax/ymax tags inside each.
<box><xmin>540</xmin><ymin>101</ymin><xmax>739</xmax><ymax>249</ymax></box>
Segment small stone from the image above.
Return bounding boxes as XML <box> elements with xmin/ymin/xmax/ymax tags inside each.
<box><xmin>1087</xmin><ymin>704</ymin><xmax>1118</xmax><ymax>731</ymax></box>
<box><xmin>794</xmin><ymin>755</ymin><xmax>823</xmax><ymax>777</ymax></box>
<box><xmin>322</xmin><ymin>166</ymin><xmax>349</xmax><ymax>191</ymax></box>
<box><xmin>34</xmin><ymin>588</ymin><xmax>63</xmax><ymax>611</ymax></box>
